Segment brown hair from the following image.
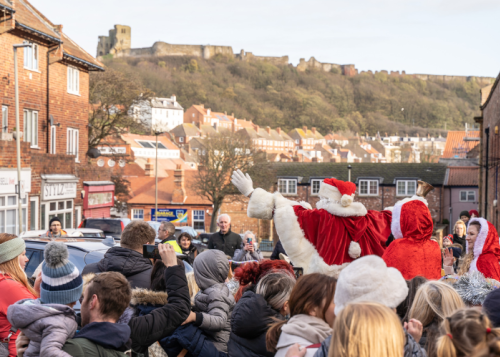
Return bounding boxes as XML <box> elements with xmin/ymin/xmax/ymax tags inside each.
<box><xmin>329</xmin><ymin>302</ymin><xmax>405</xmax><ymax>357</ymax></box>
<box><xmin>458</xmin><ymin>221</ymin><xmax>482</xmax><ymax>275</ymax></box>
<box><xmin>177</xmin><ymin>232</ymin><xmax>193</xmax><ymax>245</ymax></box>
<box><xmin>150</xmin><ymin>259</ymin><xmax>184</xmax><ymax>291</ymax></box>
<box><xmin>473</xmin><ymin>338</ymin><xmax>500</xmax><ymax>357</ymax></box>
<box><xmin>266</xmin><ymin>273</ymin><xmax>336</xmax><ymax>353</ymax></box>
<box><xmin>85</xmin><ymin>271</ymin><xmax>131</xmax><ymax>321</ymax></box>
<box><xmin>436</xmin><ymin>309</ymin><xmax>500</xmax><ymax>357</ymax></box>
<box><xmin>396</xmin><ymin>276</ymin><xmax>428</xmax><ymax>323</ymax></box>
<box><xmin>120</xmin><ymin>221</ymin><xmax>156</xmax><ymax>250</ymax></box>
<box><xmin>0</xmin><ymin>233</ymin><xmax>37</xmax><ymax>297</ymax></box>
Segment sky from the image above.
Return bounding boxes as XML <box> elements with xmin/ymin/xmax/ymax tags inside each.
<box><xmin>30</xmin><ymin>0</ymin><xmax>500</xmax><ymax>78</ymax></box>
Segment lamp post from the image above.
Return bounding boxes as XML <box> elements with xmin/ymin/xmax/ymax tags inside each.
<box><xmin>154</xmin><ymin>130</ymin><xmax>164</xmax><ymax>222</ymax></box>
<box><xmin>347</xmin><ymin>165</ymin><xmax>352</xmax><ymax>182</ymax></box>
<box><xmin>14</xmin><ymin>42</ymin><xmax>32</xmax><ymax>235</ymax></box>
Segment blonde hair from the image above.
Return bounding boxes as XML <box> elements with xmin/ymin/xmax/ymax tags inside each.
<box><xmin>186</xmin><ymin>272</ymin><xmax>199</xmax><ymax>305</ymax></box>
<box><xmin>329</xmin><ymin>302</ymin><xmax>405</xmax><ymax>357</ymax></box>
<box><xmin>0</xmin><ymin>234</ymin><xmax>37</xmax><ymax>297</ymax></box>
<box><xmin>458</xmin><ymin>221</ymin><xmax>481</xmax><ymax>276</ymax></box>
<box><xmin>436</xmin><ymin>308</ymin><xmax>500</xmax><ymax>357</ymax></box>
<box><xmin>454</xmin><ymin>220</ymin><xmax>467</xmax><ymax>235</ymax></box>
<box><xmin>409</xmin><ymin>281</ymin><xmax>465</xmax><ymax>356</ymax></box>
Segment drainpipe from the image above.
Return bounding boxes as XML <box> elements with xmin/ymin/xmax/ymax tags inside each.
<box><xmin>485</xmin><ymin>127</ymin><xmax>490</xmax><ymax>219</ymax></box>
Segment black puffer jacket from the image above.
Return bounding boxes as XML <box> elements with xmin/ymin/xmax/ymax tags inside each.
<box><xmin>228</xmin><ymin>289</ymin><xmax>284</xmax><ymax>357</ymax></box>
<box><xmin>82</xmin><ymin>247</ymin><xmax>153</xmax><ymax>289</ymax></box>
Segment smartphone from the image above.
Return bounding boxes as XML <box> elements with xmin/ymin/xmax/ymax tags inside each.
<box><xmin>293</xmin><ymin>267</ymin><xmax>304</xmax><ymax>279</ymax></box>
<box><xmin>143</xmin><ymin>244</ymin><xmax>161</xmax><ymax>260</ymax></box>
<box><xmin>247</xmin><ymin>237</ymin><xmax>253</xmax><ymax>244</ymax></box>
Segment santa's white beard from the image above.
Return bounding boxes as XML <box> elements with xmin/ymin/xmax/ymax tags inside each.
<box><xmin>316</xmin><ymin>197</ymin><xmax>338</xmax><ymax>210</ymax></box>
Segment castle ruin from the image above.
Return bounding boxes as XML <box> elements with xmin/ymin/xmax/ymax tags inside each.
<box><xmin>97</xmin><ymin>25</ymin><xmax>495</xmax><ymax>85</ymax></box>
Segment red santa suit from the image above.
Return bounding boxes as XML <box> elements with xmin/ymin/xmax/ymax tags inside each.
<box><xmin>382</xmin><ymin>197</ymin><xmax>441</xmax><ymax>280</ymax></box>
<box><xmin>467</xmin><ymin>218</ymin><xmax>500</xmax><ymax>281</ymax></box>
<box><xmin>247</xmin><ymin>178</ymin><xmax>392</xmax><ymax>277</ymax></box>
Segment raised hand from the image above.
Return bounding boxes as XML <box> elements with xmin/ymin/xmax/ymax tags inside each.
<box><xmin>231</xmin><ymin>169</ymin><xmax>254</xmax><ymax>197</ymax></box>
<box><xmin>442</xmin><ymin>247</ymin><xmax>454</xmax><ymax>267</ymax></box>
<box><xmin>159</xmin><ymin>243</ymin><xmax>177</xmax><ymax>268</ymax></box>
<box><xmin>404</xmin><ymin>319</ymin><xmax>423</xmax><ymax>343</ymax></box>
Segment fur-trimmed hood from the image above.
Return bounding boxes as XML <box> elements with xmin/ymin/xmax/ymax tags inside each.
<box><xmin>130</xmin><ymin>288</ymin><xmax>169</xmax><ymax>306</ymax></box>
<box><xmin>391</xmin><ymin>196</ymin><xmax>431</xmax><ymax>240</ymax></box>
<box><xmin>316</xmin><ymin>198</ymin><xmax>367</xmax><ymax>217</ymax></box>
<box><xmin>468</xmin><ymin>218</ymin><xmax>500</xmax><ymax>273</ymax></box>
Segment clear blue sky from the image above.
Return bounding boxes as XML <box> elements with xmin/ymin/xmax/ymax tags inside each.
<box><xmin>31</xmin><ymin>0</ymin><xmax>500</xmax><ymax>78</ymax></box>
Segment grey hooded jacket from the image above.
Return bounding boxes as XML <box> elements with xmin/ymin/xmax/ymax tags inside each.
<box><xmin>7</xmin><ymin>298</ymin><xmax>77</xmax><ymax>357</ymax></box>
<box><xmin>193</xmin><ymin>249</ymin><xmax>235</xmax><ymax>353</ymax></box>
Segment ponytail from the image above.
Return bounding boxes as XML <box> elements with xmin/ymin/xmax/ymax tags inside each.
<box><xmin>266</xmin><ymin>320</ymin><xmax>286</xmax><ymax>353</ymax></box>
<box><xmin>436</xmin><ymin>318</ymin><xmax>457</xmax><ymax>357</ymax></box>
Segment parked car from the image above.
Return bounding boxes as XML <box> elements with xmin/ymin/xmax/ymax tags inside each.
<box><xmin>78</xmin><ymin>218</ymin><xmax>131</xmax><ymax>239</ymax></box>
<box><xmin>20</xmin><ymin>228</ymin><xmax>105</xmax><ymax>239</ymax></box>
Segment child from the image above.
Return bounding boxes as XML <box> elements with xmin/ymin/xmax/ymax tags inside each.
<box><xmin>8</xmin><ymin>242</ymin><xmax>83</xmax><ymax>357</ymax></box>
<box><xmin>436</xmin><ymin>308</ymin><xmax>500</xmax><ymax>357</ymax></box>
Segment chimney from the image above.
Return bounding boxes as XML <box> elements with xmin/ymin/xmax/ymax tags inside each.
<box><xmin>365</xmin><ymin>132</ymin><xmax>369</xmax><ymax>138</ymax></box>
<box><xmin>255</xmin><ymin>125</ymin><xmax>260</xmax><ymax>132</ymax></box>
<box><xmin>277</xmin><ymin>127</ymin><xmax>281</xmax><ymax>135</ymax></box>
<box><xmin>232</xmin><ymin>122</ymin><xmax>236</xmax><ymax>133</ymax></box>
<box><xmin>171</xmin><ymin>94</ymin><xmax>176</xmax><ymax>102</ymax></box>
<box><xmin>232</xmin><ymin>113</ymin><xmax>234</xmax><ymax>117</ymax></box>
<box><xmin>428</xmin><ymin>133</ymin><xmax>431</xmax><ymax>139</ymax></box>
<box><xmin>144</xmin><ymin>158</ymin><xmax>153</xmax><ymax>177</ymax></box>
<box><xmin>207</xmin><ymin>109</ymin><xmax>211</xmax><ymax>115</ymax></box>
<box><xmin>385</xmin><ymin>132</ymin><xmax>388</xmax><ymax>137</ymax></box>
<box><xmin>312</xmin><ymin>127</ymin><xmax>316</xmax><ymax>134</ymax></box>
<box><xmin>171</xmin><ymin>165</ymin><xmax>186</xmax><ymax>204</ymax></box>
<box><xmin>266</xmin><ymin>126</ymin><xmax>271</xmax><ymax>134</ymax></box>
<box><xmin>224</xmin><ymin>111</ymin><xmax>227</xmax><ymax>115</ymax></box>
<box><xmin>302</xmin><ymin>126</ymin><xmax>308</xmax><ymax>133</ymax></box>
<box><xmin>417</xmin><ymin>133</ymin><xmax>419</xmax><ymax>138</ymax></box>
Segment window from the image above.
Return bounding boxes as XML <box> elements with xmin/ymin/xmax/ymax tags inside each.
<box><xmin>460</xmin><ymin>191</ymin><xmax>476</xmax><ymax>202</ymax></box>
<box><xmin>359</xmin><ymin>180</ymin><xmax>379</xmax><ymax>196</ymax></box>
<box><xmin>132</xmin><ymin>209</ymin><xmax>144</xmax><ymax>220</ymax></box>
<box><xmin>23</xmin><ymin>110</ymin><xmax>38</xmax><ymax>147</ymax></box>
<box><xmin>295</xmin><ymin>139</ymin><xmax>300</xmax><ymax>144</ymax></box>
<box><xmin>23</xmin><ymin>44</ymin><xmax>38</xmax><ymax>70</ymax></box>
<box><xmin>67</xmin><ymin>128</ymin><xmax>79</xmax><ymax>160</ymax></box>
<box><xmin>47</xmin><ymin>200</ymin><xmax>73</xmax><ymax>229</ymax></box>
<box><xmin>2</xmin><ymin>106</ymin><xmax>7</xmax><ymax>133</ymax></box>
<box><xmin>278</xmin><ymin>179</ymin><xmax>297</xmax><ymax>195</ymax></box>
<box><xmin>0</xmin><ymin>195</ymin><xmax>27</xmax><ymax>234</ymax></box>
<box><xmin>397</xmin><ymin>180</ymin><xmax>417</xmax><ymax>196</ymax></box>
<box><xmin>67</xmin><ymin>67</ymin><xmax>79</xmax><ymax>94</ymax></box>
<box><xmin>311</xmin><ymin>180</ymin><xmax>321</xmax><ymax>195</ymax></box>
<box><xmin>193</xmin><ymin>210</ymin><xmax>205</xmax><ymax>231</ymax></box>
<box><xmin>50</xmin><ymin>126</ymin><xmax>56</xmax><ymax>154</ymax></box>
<box><xmin>179</xmin><ymin>137</ymin><xmax>184</xmax><ymax>143</ymax></box>
<box><xmin>29</xmin><ymin>196</ymin><xmax>39</xmax><ymax>230</ymax></box>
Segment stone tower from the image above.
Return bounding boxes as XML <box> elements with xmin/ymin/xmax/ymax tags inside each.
<box><xmin>96</xmin><ymin>25</ymin><xmax>131</xmax><ymax>57</ymax></box>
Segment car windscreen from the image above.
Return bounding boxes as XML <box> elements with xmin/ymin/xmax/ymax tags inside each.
<box><xmin>85</xmin><ymin>220</ymin><xmax>122</xmax><ymax>236</ymax></box>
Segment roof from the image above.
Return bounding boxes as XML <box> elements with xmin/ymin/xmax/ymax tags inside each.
<box><xmin>444</xmin><ymin>167</ymin><xmax>479</xmax><ymax>186</ymax></box>
<box><xmin>121</xmin><ymin>133</ymin><xmax>179</xmax><ymax>150</ymax></box>
<box><xmin>273</xmin><ymin>162</ymin><xmax>448</xmax><ymax>185</ymax></box>
<box><xmin>481</xmin><ymin>84</ymin><xmax>493</xmax><ymax>106</ymax></box>
<box><xmin>325</xmin><ymin>133</ymin><xmax>348</xmax><ymax>141</ymax></box>
<box><xmin>170</xmin><ymin>123</ymin><xmax>200</xmax><ymax>137</ymax></box>
<box><xmin>151</xmin><ymin>97</ymin><xmax>183</xmax><ymax>110</ymax></box>
<box><xmin>134</xmin><ymin>158</ymin><xmax>196</xmax><ymax>177</ymax></box>
<box><xmin>127</xmin><ymin>170</ymin><xmax>212</xmax><ymax>205</ymax></box>
<box><xmin>288</xmin><ymin>128</ymin><xmax>325</xmax><ymax>140</ymax></box>
<box><xmin>442</xmin><ymin>131</ymin><xmax>480</xmax><ymax>159</ymax></box>
<box><xmin>481</xmin><ymin>72</ymin><xmax>500</xmax><ymax>109</ymax></box>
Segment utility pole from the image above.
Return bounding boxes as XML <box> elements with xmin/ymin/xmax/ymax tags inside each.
<box><xmin>14</xmin><ymin>42</ymin><xmax>32</xmax><ymax>235</ymax></box>
<box><xmin>155</xmin><ymin>132</ymin><xmax>158</xmax><ymax>222</ymax></box>
<box><xmin>485</xmin><ymin>127</ymin><xmax>490</xmax><ymax>220</ymax></box>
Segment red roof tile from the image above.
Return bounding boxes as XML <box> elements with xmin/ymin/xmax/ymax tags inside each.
<box><xmin>442</xmin><ymin>131</ymin><xmax>480</xmax><ymax>159</ymax></box>
<box><xmin>445</xmin><ymin>167</ymin><xmax>479</xmax><ymax>186</ymax></box>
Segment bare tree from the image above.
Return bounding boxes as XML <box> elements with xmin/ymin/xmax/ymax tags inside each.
<box><xmin>191</xmin><ymin>133</ymin><xmax>275</xmax><ymax>232</ymax></box>
<box><xmin>88</xmin><ymin>68</ymin><xmax>153</xmax><ymax>148</ymax></box>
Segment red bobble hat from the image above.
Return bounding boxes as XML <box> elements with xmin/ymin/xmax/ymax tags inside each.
<box><xmin>323</xmin><ymin>178</ymin><xmax>356</xmax><ymax>196</ymax></box>
<box><xmin>320</xmin><ymin>178</ymin><xmax>357</xmax><ymax>207</ymax></box>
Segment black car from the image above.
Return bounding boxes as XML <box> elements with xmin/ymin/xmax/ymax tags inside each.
<box><xmin>78</xmin><ymin>218</ymin><xmax>131</xmax><ymax>239</ymax></box>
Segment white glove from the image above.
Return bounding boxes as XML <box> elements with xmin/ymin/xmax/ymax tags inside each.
<box><xmin>231</xmin><ymin>169</ymin><xmax>254</xmax><ymax>197</ymax></box>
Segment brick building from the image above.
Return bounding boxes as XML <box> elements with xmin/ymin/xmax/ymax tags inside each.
<box><xmin>236</xmin><ymin>126</ymin><xmax>295</xmax><ymax>154</ymax></box>
<box><xmin>0</xmin><ymin>0</ymin><xmax>109</xmax><ymax>233</ymax></box>
<box><xmin>476</xmin><ymin>77</ymin><xmax>500</xmax><ymax>230</ymax></box>
<box><xmin>184</xmin><ymin>104</ymin><xmax>254</xmax><ymax>132</ymax></box>
<box><xmin>288</xmin><ymin>126</ymin><xmax>326</xmax><ymax>150</ymax></box>
<box><xmin>443</xmin><ymin>166</ymin><xmax>479</xmax><ymax>225</ymax></box>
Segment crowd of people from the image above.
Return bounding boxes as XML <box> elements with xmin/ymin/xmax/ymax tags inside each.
<box><xmin>1</xmin><ymin>191</ymin><xmax>500</xmax><ymax>357</ymax></box>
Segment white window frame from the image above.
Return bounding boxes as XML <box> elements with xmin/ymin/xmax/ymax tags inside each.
<box><xmin>2</xmin><ymin>106</ymin><xmax>7</xmax><ymax>134</ymax></box>
<box><xmin>311</xmin><ymin>179</ymin><xmax>322</xmax><ymax>195</ymax></box>
<box><xmin>67</xmin><ymin>128</ymin><xmax>79</xmax><ymax>161</ymax></box>
<box><xmin>358</xmin><ymin>179</ymin><xmax>379</xmax><ymax>196</ymax></box>
<box><xmin>75</xmin><ymin>206</ymin><xmax>82</xmax><ymax>228</ymax></box>
<box><xmin>23</xmin><ymin>110</ymin><xmax>38</xmax><ymax>147</ymax></box>
<box><xmin>132</xmin><ymin>209</ymin><xmax>144</xmax><ymax>220</ymax></box>
<box><xmin>459</xmin><ymin>190</ymin><xmax>476</xmax><ymax>202</ymax></box>
<box><xmin>278</xmin><ymin>179</ymin><xmax>297</xmax><ymax>195</ymax></box>
<box><xmin>50</xmin><ymin>125</ymin><xmax>56</xmax><ymax>154</ymax></box>
<box><xmin>29</xmin><ymin>196</ymin><xmax>39</xmax><ymax>231</ymax></box>
<box><xmin>193</xmin><ymin>210</ymin><xmax>205</xmax><ymax>231</ymax></box>
<box><xmin>47</xmin><ymin>200</ymin><xmax>73</xmax><ymax>229</ymax></box>
<box><xmin>179</xmin><ymin>137</ymin><xmax>184</xmax><ymax>143</ymax></box>
<box><xmin>396</xmin><ymin>180</ymin><xmax>417</xmax><ymax>197</ymax></box>
<box><xmin>23</xmin><ymin>43</ymin><xmax>38</xmax><ymax>71</ymax></box>
<box><xmin>0</xmin><ymin>195</ymin><xmax>28</xmax><ymax>234</ymax></box>
<box><xmin>67</xmin><ymin>66</ymin><xmax>80</xmax><ymax>95</ymax></box>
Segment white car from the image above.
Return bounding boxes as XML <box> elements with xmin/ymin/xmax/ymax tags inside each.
<box><xmin>20</xmin><ymin>228</ymin><xmax>105</xmax><ymax>238</ymax></box>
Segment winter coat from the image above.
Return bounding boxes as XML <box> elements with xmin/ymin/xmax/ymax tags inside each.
<box><xmin>0</xmin><ymin>274</ymin><xmax>37</xmax><ymax>357</ymax></box>
<box><xmin>270</xmin><ymin>240</ymin><xmax>287</xmax><ymax>260</ymax></box>
<box><xmin>275</xmin><ymin>314</ymin><xmax>332</xmax><ymax>357</ymax></box>
<box><xmin>453</xmin><ymin>234</ymin><xmax>466</xmax><ymax>255</ymax></box>
<box><xmin>82</xmin><ymin>247</ymin><xmax>153</xmax><ymax>289</ymax></box>
<box><xmin>193</xmin><ymin>250</ymin><xmax>235</xmax><ymax>353</ymax></box>
<box><xmin>128</xmin><ymin>265</ymin><xmax>191</xmax><ymax>357</ymax></box>
<box><xmin>232</xmin><ymin>246</ymin><xmax>263</xmax><ymax>262</ymax></box>
<box><xmin>130</xmin><ymin>288</ymin><xmax>170</xmax><ymax>317</ymax></box>
<box><xmin>228</xmin><ymin>289</ymin><xmax>284</xmax><ymax>357</ymax></box>
<box><xmin>180</xmin><ymin>244</ymin><xmax>198</xmax><ymax>265</ymax></box>
<box><xmin>208</xmin><ymin>230</ymin><xmax>242</xmax><ymax>258</ymax></box>
<box><xmin>62</xmin><ymin>321</ymin><xmax>130</xmax><ymax>357</ymax></box>
<box><xmin>7</xmin><ymin>298</ymin><xmax>77</xmax><ymax>357</ymax></box>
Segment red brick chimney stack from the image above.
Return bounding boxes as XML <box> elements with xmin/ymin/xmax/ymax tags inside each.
<box><xmin>312</xmin><ymin>127</ymin><xmax>316</xmax><ymax>134</ymax></box>
<box><xmin>171</xmin><ymin>165</ymin><xmax>186</xmax><ymax>204</ymax></box>
<box><xmin>276</xmin><ymin>127</ymin><xmax>281</xmax><ymax>135</ymax></box>
<box><xmin>266</xmin><ymin>126</ymin><xmax>271</xmax><ymax>134</ymax></box>
<box><xmin>302</xmin><ymin>126</ymin><xmax>308</xmax><ymax>133</ymax></box>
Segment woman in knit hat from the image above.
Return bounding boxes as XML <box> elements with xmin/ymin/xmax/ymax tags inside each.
<box><xmin>7</xmin><ymin>241</ymin><xmax>83</xmax><ymax>357</ymax></box>
<box><xmin>459</xmin><ymin>210</ymin><xmax>471</xmax><ymax>226</ymax></box>
<box><xmin>0</xmin><ymin>233</ymin><xmax>37</xmax><ymax>357</ymax></box>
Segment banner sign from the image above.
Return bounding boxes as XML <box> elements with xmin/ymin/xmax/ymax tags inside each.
<box><xmin>151</xmin><ymin>209</ymin><xmax>188</xmax><ymax>223</ymax></box>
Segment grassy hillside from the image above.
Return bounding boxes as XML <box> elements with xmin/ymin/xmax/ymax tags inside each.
<box><xmin>102</xmin><ymin>55</ymin><xmax>483</xmax><ymax>136</ymax></box>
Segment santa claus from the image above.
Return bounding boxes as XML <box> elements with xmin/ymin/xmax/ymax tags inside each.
<box><xmin>231</xmin><ymin>170</ymin><xmax>392</xmax><ymax>277</ymax></box>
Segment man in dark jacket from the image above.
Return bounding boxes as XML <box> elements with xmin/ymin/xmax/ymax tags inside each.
<box><xmin>208</xmin><ymin>214</ymin><xmax>242</xmax><ymax>257</ymax></box>
<box><xmin>83</xmin><ymin>220</ymin><xmax>156</xmax><ymax>289</ymax></box>
<box><xmin>270</xmin><ymin>240</ymin><xmax>287</xmax><ymax>260</ymax></box>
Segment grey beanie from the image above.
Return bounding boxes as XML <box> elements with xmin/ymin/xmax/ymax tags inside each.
<box><xmin>40</xmin><ymin>242</ymin><xmax>83</xmax><ymax>304</ymax></box>
<box><xmin>0</xmin><ymin>237</ymin><xmax>25</xmax><ymax>264</ymax></box>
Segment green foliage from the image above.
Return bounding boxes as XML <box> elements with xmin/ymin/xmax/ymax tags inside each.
<box><xmin>158</xmin><ymin>61</ymin><xmax>166</xmax><ymax>68</ymax></box>
<box><xmin>102</xmin><ymin>56</ymin><xmax>482</xmax><ymax>135</ymax></box>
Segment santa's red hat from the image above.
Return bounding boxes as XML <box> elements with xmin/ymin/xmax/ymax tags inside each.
<box><xmin>467</xmin><ymin>218</ymin><xmax>500</xmax><ymax>281</ymax></box>
<box><xmin>319</xmin><ymin>178</ymin><xmax>357</xmax><ymax>207</ymax></box>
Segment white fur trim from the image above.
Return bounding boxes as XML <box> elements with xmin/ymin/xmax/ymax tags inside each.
<box><xmin>247</xmin><ymin>188</ymin><xmax>275</xmax><ymax>220</ymax></box>
<box><xmin>273</xmin><ymin>193</ymin><xmax>350</xmax><ymax>278</ymax></box>
<box><xmin>468</xmin><ymin>217</ymin><xmax>489</xmax><ymax>272</ymax></box>
<box><xmin>316</xmin><ymin>198</ymin><xmax>367</xmax><ymax>217</ymax></box>
<box><xmin>348</xmin><ymin>241</ymin><xmax>361</xmax><ymax>259</ymax></box>
<box><xmin>341</xmin><ymin>194</ymin><xmax>354</xmax><ymax>207</ymax></box>
<box><xmin>384</xmin><ymin>206</ymin><xmax>394</xmax><ymax>212</ymax></box>
<box><xmin>318</xmin><ymin>182</ymin><xmax>342</xmax><ymax>201</ymax></box>
<box><xmin>391</xmin><ymin>195</ymin><xmax>429</xmax><ymax>239</ymax></box>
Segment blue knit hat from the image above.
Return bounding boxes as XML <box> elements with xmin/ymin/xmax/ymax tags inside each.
<box><xmin>40</xmin><ymin>242</ymin><xmax>83</xmax><ymax>304</ymax></box>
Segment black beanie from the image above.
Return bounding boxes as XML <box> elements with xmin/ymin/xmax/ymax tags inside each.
<box><xmin>49</xmin><ymin>216</ymin><xmax>62</xmax><ymax>227</ymax></box>
<box><xmin>459</xmin><ymin>210</ymin><xmax>470</xmax><ymax>219</ymax></box>
<box><xmin>484</xmin><ymin>289</ymin><xmax>500</xmax><ymax>327</ymax></box>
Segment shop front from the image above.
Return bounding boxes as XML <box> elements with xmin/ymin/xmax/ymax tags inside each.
<box><xmin>83</xmin><ymin>181</ymin><xmax>115</xmax><ymax>219</ymax></box>
<box><xmin>0</xmin><ymin>169</ymin><xmax>31</xmax><ymax>234</ymax></box>
<box><xmin>40</xmin><ymin>174</ymin><xmax>79</xmax><ymax>231</ymax></box>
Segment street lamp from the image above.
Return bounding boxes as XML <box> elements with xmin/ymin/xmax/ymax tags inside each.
<box><xmin>14</xmin><ymin>41</ymin><xmax>32</xmax><ymax>235</ymax></box>
<box><xmin>347</xmin><ymin>165</ymin><xmax>352</xmax><ymax>182</ymax></box>
<box><xmin>153</xmin><ymin>130</ymin><xmax>164</xmax><ymax>222</ymax></box>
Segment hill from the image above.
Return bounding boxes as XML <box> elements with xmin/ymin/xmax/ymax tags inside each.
<box><xmin>102</xmin><ymin>55</ymin><xmax>484</xmax><ymax>136</ymax></box>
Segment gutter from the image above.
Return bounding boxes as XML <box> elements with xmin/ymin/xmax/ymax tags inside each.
<box><xmin>63</xmin><ymin>53</ymin><xmax>104</xmax><ymax>71</ymax></box>
<box><xmin>0</xmin><ymin>3</ymin><xmax>14</xmax><ymax>12</ymax></box>
<box><xmin>16</xmin><ymin>22</ymin><xmax>62</xmax><ymax>44</ymax></box>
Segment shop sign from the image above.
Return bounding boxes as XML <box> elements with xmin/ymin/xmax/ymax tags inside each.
<box><xmin>42</xmin><ymin>182</ymin><xmax>77</xmax><ymax>200</ymax></box>
<box><xmin>88</xmin><ymin>192</ymin><xmax>113</xmax><ymax>207</ymax></box>
<box><xmin>0</xmin><ymin>169</ymin><xmax>31</xmax><ymax>194</ymax></box>
<box><xmin>97</xmin><ymin>146</ymin><xmax>127</xmax><ymax>155</ymax></box>
<box><xmin>151</xmin><ymin>209</ymin><xmax>188</xmax><ymax>223</ymax></box>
